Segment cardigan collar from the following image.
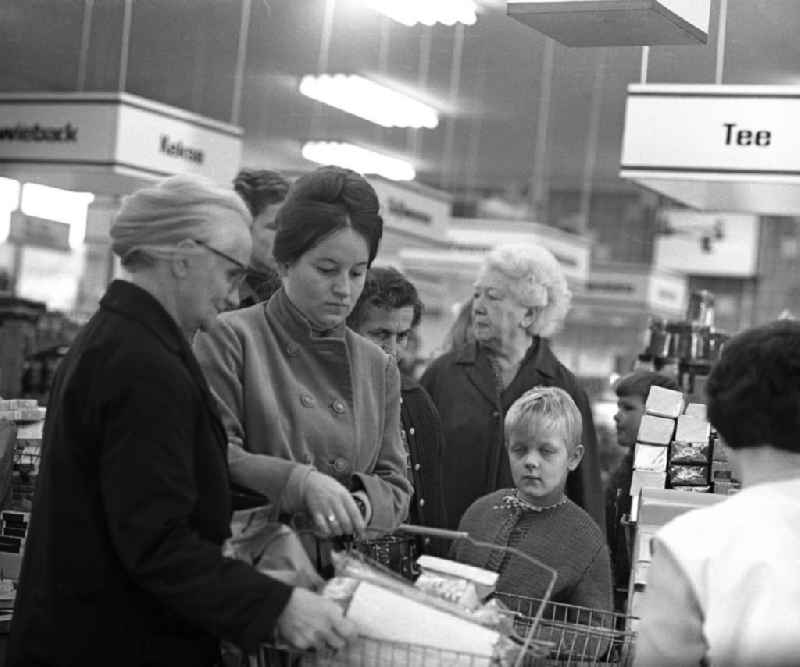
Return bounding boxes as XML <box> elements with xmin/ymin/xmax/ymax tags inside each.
<box><xmin>267</xmin><ymin>287</ymin><xmax>347</xmax><ymax>341</ymax></box>
<box><xmin>100</xmin><ymin>279</ymin><xmax>185</xmax><ymax>355</ymax></box>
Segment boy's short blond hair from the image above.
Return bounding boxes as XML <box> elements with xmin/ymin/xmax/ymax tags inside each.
<box><xmin>504</xmin><ymin>386</ymin><xmax>582</xmax><ymax>452</ymax></box>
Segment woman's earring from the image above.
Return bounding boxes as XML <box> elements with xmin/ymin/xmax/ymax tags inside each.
<box><xmin>520</xmin><ymin>307</ymin><xmax>537</xmax><ymax>330</ymax></box>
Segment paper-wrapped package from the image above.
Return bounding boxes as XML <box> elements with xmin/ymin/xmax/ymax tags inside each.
<box><xmin>633</xmin><ymin>443</ymin><xmax>668</xmax><ymax>472</ymax></box>
<box><xmin>347</xmin><ymin>580</ymin><xmax>502</xmax><ymax>659</ymax></box>
<box><xmin>645</xmin><ymin>386</ymin><xmax>684</xmax><ymax>419</ymax></box>
<box><xmin>675</xmin><ymin>414</ymin><xmax>710</xmax><ymax>444</ymax></box>
<box><xmin>414</xmin><ymin>555</ymin><xmax>497</xmax><ymax>610</ymax></box>
<box><xmin>636</xmin><ymin>414</ymin><xmax>675</xmax><ymax>445</ymax></box>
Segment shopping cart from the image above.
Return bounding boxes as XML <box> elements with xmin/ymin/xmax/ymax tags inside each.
<box><xmin>257</xmin><ymin>524</ymin><xmax>558</xmax><ymax>667</ymax></box>
<box><xmin>256</xmin><ymin>524</ymin><xmax>637</xmax><ymax>667</ymax></box>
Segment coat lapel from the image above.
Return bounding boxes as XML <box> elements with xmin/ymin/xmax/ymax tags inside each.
<box><xmin>458</xmin><ymin>343</ymin><xmax>501</xmax><ymax>409</ymax></box>
<box><xmin>502</xmin><ymin>337</ymin><xmax>556</xmax><ymax>408</ymax></box>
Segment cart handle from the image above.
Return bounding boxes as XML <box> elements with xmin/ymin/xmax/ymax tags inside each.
<box><xmin>397</xmin><ymin>523</ymin><xmax>470</xmax><ymax>540</ymax></box>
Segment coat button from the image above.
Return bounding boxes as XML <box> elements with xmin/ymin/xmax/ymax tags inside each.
<box><xmin>409</xmin><ymin>427</ymin><xmax>415</xmax><ymax>436</ymax></box>
<box><xmin>492</xmin><ymin>410</ymin><xmax>501</xmax><ymax>419</ymax></box>
<box><xmin>414</xmin><ymin>463</ymin><xmax>421</xmax><ymax>471</ymax></box>
<box><xmin>332</xmin><ymin>457</ymin><xmax>349</xmax><ymax>473</ymax></box>
<box><xmin>418</xmin><ymin>498</ymin><xmax>426</xmax><ymax>508</ymax></box>
<box><xmin>331</xmin><ymin>400</ymin><xmax>345</xmax><ymax>414</ymax></box>
<box><xmin>300</xmin><ymin>393</ymin><xmax>314</xmax><ymax>407</ymax></box>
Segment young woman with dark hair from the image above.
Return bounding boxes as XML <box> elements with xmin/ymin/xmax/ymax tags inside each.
<box><xmin>194</xmin><ymin>166</ymin><xmax>411</xmax><ymax>573</ymax></box>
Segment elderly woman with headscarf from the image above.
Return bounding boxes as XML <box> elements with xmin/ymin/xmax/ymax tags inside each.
<box><xmin>194</xmin><ymin>166</ymin><xmax>411</xmax><ymax>571</ymax></box>
<box><xmin>6</xmin><ymin>175</ymin><xmax>354</xmax><ymax>667</ymax></box>
<box><xmin>420</xmin><ymin>243</ymin><xmax>604</xmax><ymax>530</ymax></box>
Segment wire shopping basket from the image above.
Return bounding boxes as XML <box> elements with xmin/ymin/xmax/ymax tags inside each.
<box><xmin>258</xmin><ymin>524</ymin><xmax>560</xmax><ymax>667</ymax></box>
<box><xmin>494</xmin><ymin>593</ymin><xmax>637</xmax><ymax>667</ymax></box>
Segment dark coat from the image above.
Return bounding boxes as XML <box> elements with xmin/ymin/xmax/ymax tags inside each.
<box><xmin>401</xmin><ymin>375</ymin><xmax>447</xmax><ymax>542</ymax></box>
<box><xmin>420</xmin><ymin>339</ymin><xmax>605</xmax><ymax>531</ymax></box>
<box><xmin>7</xmin><ymin>281</ymin><xmax>292</xmax><ymax>667</ymax></box>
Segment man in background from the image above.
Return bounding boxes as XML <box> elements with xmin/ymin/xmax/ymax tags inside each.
<box><xmin>348</xmin><ymin>267</ymin><xmax>447</xmax><ymax>555</ymax></box>
<box><xmin>232</xmin><ymin>169</ymin><xmax>290</xmax><ymax>306</ymax></box>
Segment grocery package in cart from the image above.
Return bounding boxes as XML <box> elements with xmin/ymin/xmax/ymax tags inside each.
<box><xmin>259</xmin><ymin>525</ymin><xmax>637</xmax><ymax>666</ymax></box>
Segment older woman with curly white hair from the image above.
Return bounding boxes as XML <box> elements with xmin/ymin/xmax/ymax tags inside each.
<box><xmin>421</xmin><ymin>243</ymin><xmax>604</xmax><ymax>531</ymax></box>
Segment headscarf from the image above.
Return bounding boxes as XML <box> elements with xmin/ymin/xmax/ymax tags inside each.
<box><xmin>111</xmin><ymin>174</ymin><xmax>251</xmax><ymax>263</ymax></box>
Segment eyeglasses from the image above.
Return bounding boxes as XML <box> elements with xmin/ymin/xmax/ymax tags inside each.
<box><xmin>193</xmin><ymin>239</ymin><xmax>250</xmax><ymax>290</ymax></box>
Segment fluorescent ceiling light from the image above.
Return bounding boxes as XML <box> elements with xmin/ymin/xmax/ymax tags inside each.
<box><xmin>302</xmin><ymin>141</ymin><xmax>416</xmax><ymax>181</ymax></box>
<box><xmin>366</xmin><ymin>0</ymin><xmax>478</xmax><ymax>26</ymax></box>
<box><xmin>299</xmin><ymin>74</ymin><xmax>439</xmax><ymax>129</ymax></box>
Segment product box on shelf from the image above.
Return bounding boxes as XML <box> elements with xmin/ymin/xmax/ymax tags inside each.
<box><xmin>675</xmin><ymin>414</ymin><xmax>711</xmax><ymax>444</ymax></box>
<box><xmin>683</xmin><ymin>403</ymin><xmax>707</xmax><ymax>420</ymax></box>
<box><xmin>633</xmin><ymin>443</ymin><xmax>669</xmax><ymax>472</ymax></box>
<box><xmin>644</xmin><ymin>386</ymin><xmax>685</xmax><ymax>419</ymax></box>
<box><xmin>670</xmin><ymin>441</ymin><xmax>711</xmax><ymax>464</ymax></box>
<box><xmin>637</xmin><ymin>415</ymin><xmax>675</xmax><ymax>445</ymax></box>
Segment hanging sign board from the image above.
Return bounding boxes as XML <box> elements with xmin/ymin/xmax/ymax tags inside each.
<box><xmin>507</xmin><ymin>0</ymin><xmax>709</xmax><ymax>46</ymax></box>
<box><xmin>0</xmin><ymin>92</ymin><xmax>242</xmax><ymax>195</ymax></box>
<box><xmin>369</xmin><ymin>177</ymin><xmax>451</xmax><ymax>243</ymax></box>
<box><xmin>8</xmin><ymin>211</ymin><xmax>71</xmax><ymax>252</ymax></box>
<box><xmin>620</xmin><ymin>84</ymin><xmax>800</xmax><ymax>215</ymax></box>
<box><xmin>653</xmin><ymin>210</ymin><xmax>759</xmax><ymax>278</ymax></box>
<box><xmin>582</xmin><ymin>264</ymin><xmax>687</xmax><ymax>317</ymax></box>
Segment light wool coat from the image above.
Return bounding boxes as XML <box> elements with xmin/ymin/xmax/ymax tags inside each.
<box><xmin>194</xmin><ymin>288</ymin><xmax>411</xmax><ymax>533</ymax></box>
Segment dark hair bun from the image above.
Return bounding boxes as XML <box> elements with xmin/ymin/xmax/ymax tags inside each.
<box><xmin>274</xmin><ymin>166</ymin><xmax>383</xmax><ymax>266</ymax></box>
<box><xmin>291</xmin><ymin>166</ymin><xmax>380</xmax><ymax>215</ymax></box>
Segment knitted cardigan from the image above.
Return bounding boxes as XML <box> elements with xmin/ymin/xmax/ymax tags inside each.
<box><xmin>452</xmin><ymin>489</ymin><xmax>612</xmax><ymax>612</ymax></box>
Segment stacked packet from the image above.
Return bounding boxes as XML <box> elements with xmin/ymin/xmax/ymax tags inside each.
<box><xmin>630</xmin><ymin>386</ymin><xmax>684</xmax><ymax>518</ymax></box>
<box><xmin>668</xmin><ymin>403</ymin><xmax>712</xmax><ymax>492</ymax></box>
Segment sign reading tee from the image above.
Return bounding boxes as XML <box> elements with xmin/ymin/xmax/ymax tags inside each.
<box><xmin>723</xmin><ymin>123</ymin><xmax>771</xmax><ymax>147</ymax></box>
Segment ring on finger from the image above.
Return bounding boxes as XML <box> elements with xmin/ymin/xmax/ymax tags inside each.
<box><xmin>327</xmin><ymin>513</ymin><xmax>337</xmax><ymax>523</ymax></box>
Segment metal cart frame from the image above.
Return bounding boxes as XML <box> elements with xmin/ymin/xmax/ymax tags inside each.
<box><xmin>256</xmin><ymin>525</ymin><xmax>637</xmax><ymax>667</ymax></box>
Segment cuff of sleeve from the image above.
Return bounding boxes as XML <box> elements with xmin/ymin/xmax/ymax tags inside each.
<box><xmin>352</xmin><ymin>472</ymin><xmax>404</xmax><ymax>534</ymax></box>
<box><xmin>351</xmin><ymin>490</ymin><xmax>373</xmax><ymax>524</ymax></box>
<box><xmin>236</xmin><ymin>580</ymin><xmax>294</xmax><ymax>652</ymax></box>
<box><xmin>283</xmin><ymin>464</ymin><xmax>316</xmax><ymax>514</ymax></box>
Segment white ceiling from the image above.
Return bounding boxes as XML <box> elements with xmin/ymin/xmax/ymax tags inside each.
<box><xmin>2</xmin><ymin>0</ymin><xmax>800</xmax><ymax>196</ymax></box>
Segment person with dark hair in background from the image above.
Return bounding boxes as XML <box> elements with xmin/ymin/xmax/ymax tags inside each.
<box><xmin>233</xmin><ymin>168</ymin><xmax>291</xmax><ymax>306</ymax></box>
<box><xmin>635</xmin><ymin>320</ymin><xmax>800</xmax><ymax>666</ymax></box>
<box><xmin>348</xmin><ymin>266</ymin><xmax>447</xmax><ymax>558</ymax></box>
<box><xmin>195</xmin><ymin>166</ymin><xmax>411</xmax><ymax>574</ymax></box>
<box><xmin>6</xmin><ymin>175</ymin><xmax>354</xmax><ymax>666</ymax></box>
<box><xmin>605</xmin><ymin>370</ymin><xmax>680</xmax><ymax>609</ymax></box>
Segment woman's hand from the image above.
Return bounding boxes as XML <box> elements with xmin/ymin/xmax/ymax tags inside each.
<box><xmin>277</xmin><ymin>588</ymin><xmax>357</xmax><ymax>651</ymax></box>
<box><xmin>304</xmin><ymin>471</ymin><xmax>366</xmax><ymax>538</ymax></box>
